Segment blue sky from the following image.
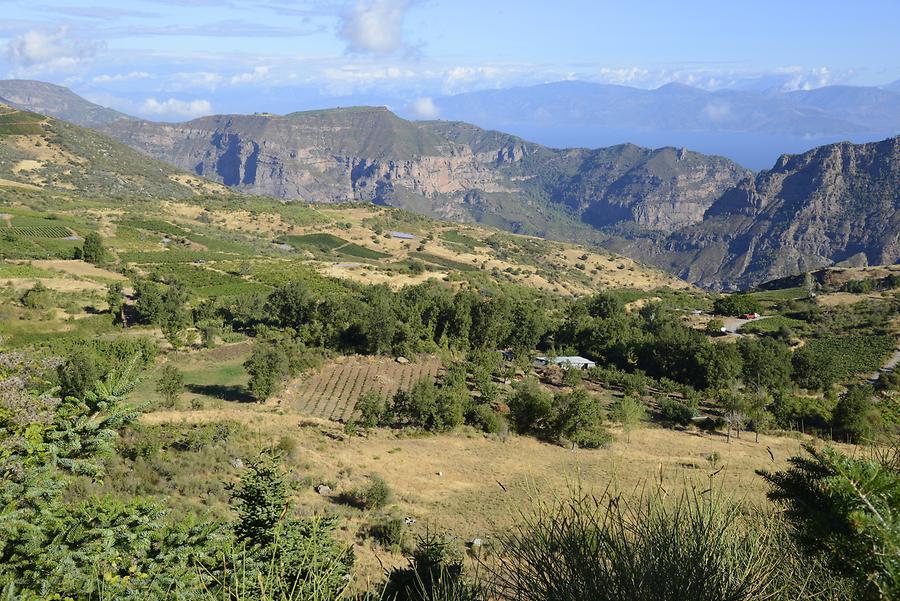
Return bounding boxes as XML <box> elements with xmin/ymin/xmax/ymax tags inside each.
<box><xmin>1</xmin><ymin>0</ymin><xmax>899</xmax><ymax>119</ymax></box>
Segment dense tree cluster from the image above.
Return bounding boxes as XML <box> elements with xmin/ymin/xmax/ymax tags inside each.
<box><xmin>123</xmin><ymin>272</ymin><xmax>896</xmax><ymax>442</ymax></box>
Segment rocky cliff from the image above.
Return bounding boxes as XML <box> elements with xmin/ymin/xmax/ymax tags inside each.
<box><xmin>4</xmin><ymin>80</ymin><xmax>898</xmax><ymax>290</ymax></box>
<box><xmin>99</xmin><ymin>107</ymin><xmax>748</xmax><ymax>237</ymax></box>
<box><xmin>626</xmin><ymin>136</ymin><xmax>900</xmax><ymax>288</ymax></box>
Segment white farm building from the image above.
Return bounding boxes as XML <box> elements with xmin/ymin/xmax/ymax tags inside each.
<box><xmin>533</xmin><ymin>356</ymin><xmax>596</xmax><ymax>370</ymax></box>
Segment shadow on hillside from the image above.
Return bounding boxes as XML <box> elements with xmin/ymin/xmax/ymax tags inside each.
<box><xmin>185</xmin><ymin>383</ymin><xmax>254</xmax><ymax>403</ymax></box>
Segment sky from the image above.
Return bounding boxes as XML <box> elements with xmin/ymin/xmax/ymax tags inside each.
<box><xmin>1</xmin><ymin>0</ymin><xmax>899</xmax><ymax>120</ymax></box>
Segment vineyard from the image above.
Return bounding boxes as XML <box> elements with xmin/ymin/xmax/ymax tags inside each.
<box><xmin>802</xmin><ymin>334</ymin><xmax>896</xmax><ymax>378</ymax></box>
<box><xmin>8</xmin><ymin>226</ymin><xmax>72</xmax><ymax>238</ymax></box>
<box><xmin>280</xmin><ymin>233</ymin><xmax>389</xmax><ymax>261</ymax></box>
<box><xmin>278</xmin><ymin>355</ymin><xmax>443</xmax><ymax>421</ymax></box>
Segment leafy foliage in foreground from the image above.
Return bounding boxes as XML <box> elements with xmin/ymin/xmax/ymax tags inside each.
<box><xmin>760</xmin><ymin>444</ymin><xmax>900</xmax><ymax>599</ymax></box>
<box><xmin>0</xmin><ymin>347</ymin><xmax>352</xmax><ymax>600</ymax></box>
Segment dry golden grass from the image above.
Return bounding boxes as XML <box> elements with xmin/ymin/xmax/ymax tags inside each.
<box><xmin>816</xmin><ymin>292</ymin><xmax>886</xmax><ymax>307</ymax></box>
<box><xmin>318</xmin><ymin>264</ymin><xmax>443</xmax><ymax>289</ymax></box>
<box><xmin>11</xmin><ymin>159</ymin><xmax>43</xmax><ymax>173</ymax></box>
<box><xmin>1</xmin><ymin>276</ymin><xmax>105</xmax><ymax>292</ymax></box>
<box><xmin>141</xmin><ymin>399</ymin><xmax>849</xmax><ymax>541</ymax></box>
<box><xmin>31</xmin><ymin>259</ymin><xmax>128</xmax><ymax>281</ymax></box>
<box><xmin>0</xmin><ymin>178</ymin><xmax>41</xmax><ymax>190</ymax></box>
<box><xmin>168</xmin><ymin>174</ymin><xmax>229</xmax><ymax>194</ymax></box>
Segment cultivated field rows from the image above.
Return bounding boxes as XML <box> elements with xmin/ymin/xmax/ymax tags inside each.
<box><xmin>277</xmin><ymin>355</ymin><xmax>443</xmax><ymax>421</ymax></box>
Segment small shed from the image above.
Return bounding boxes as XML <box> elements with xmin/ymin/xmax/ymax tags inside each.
<box><xmin>533</xmin><ymin>356</ymin><xmax>596</xmax><ymax>370</ymax></box>
<box><xmin>389</xmin><ymin>231</ymin><xmax>416</xmax><ymax>240</ymax></box>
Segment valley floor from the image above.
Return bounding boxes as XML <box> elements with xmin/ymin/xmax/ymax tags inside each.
<box><xmin>140</xmin><ymin>401</ymin><xmax>841</xmax><ymax>583</ymax></box>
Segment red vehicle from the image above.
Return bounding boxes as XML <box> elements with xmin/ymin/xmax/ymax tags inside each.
<box><xmin>740</xmin><ymin>312</ymin><xmax>760</xmax><ymax>319</ymax></box>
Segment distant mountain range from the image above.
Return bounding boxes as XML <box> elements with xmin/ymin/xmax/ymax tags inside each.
<box><xmin>1</xmin><ymin>79</ymin><xmax>899</xmax><ymax>290</ymax></box>
<box><xmin>408</xmin><ymin>81</ymin><xmax>900</xmax><ymax>169</ymax></box>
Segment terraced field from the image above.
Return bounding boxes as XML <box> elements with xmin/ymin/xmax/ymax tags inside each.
<box><xmin>278</xmin><ymin>355</ymin><xmax>443</xmax><ymax>421</ymax></box>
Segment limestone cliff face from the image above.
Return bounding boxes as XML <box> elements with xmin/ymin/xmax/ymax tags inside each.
<box><xmin>631</xmin><ymin>136</ymin><xmax>900</xmax><ymax>288</ymax></box>
<box><xmin>573</xmin><ymin>146</ymin><xmax>749</xmax><ymax>232</ymax></box>
<box><xmin>101</xmin><ymin>107</ymin><xmax>747</xmax><ymax>235</ymax></box>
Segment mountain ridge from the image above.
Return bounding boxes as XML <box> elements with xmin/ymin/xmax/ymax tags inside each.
<box><xmin>2</xmin><ymin>80</ymin><xmax>899</xmax><ymax>291</ymax></box>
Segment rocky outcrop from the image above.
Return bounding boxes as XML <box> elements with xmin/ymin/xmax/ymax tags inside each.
<box><xmin>7</xmin><ymin>81</ymin><xmax>897</xmax><ymax>290</ymax></box>
<box><xmin>100</xmin><ymin>107</ymin><xmax>748</xmax><ymax>235</ymax></box>
<box><xmin>629</xmin><ymin>136</ymin><xmax>900</xmax><ymax>288</ymax></box>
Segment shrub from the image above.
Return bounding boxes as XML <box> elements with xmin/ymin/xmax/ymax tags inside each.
<box><xmin>469</xmin><ymin>403</ymin><xmax>503</xmax><ymax>434</ymax></box>
<box><xmin>383</xmin><ymin>531</ymin><xmax>482</xmax><ymax>601</ymax></box>
<box><xmin>833</xmin><ymin>385</ymin><xmax>884</xmax><ymax>443</ymax></box>
<box><xmin>506</xmin><ymin>378</ymin><xmax>554</xmax><ymax>435</ymax></box>
<box><xmin>357</xmin><ymin>390</ymin><xmax>386</xmax><ymax>428</ymax></box>
<box><xmin>57</xmin><ymin>354</ymin><xmax>99</xmax><ymax>399</ymax></box>
<box><xmin>759</xmin><ymin>445</ymin><xmax>900</xmax><ymax>599</ymax></box>
<box><xmin>81</xmin><ymin>232</ymin><xmax>105</xmax><ymax>264</ymax></box>
<box><xmin>609</xmin><ymin>395</ymin><xmax>647</xmax><ymax>441</ymax></box>
<box><xmin>659</xmin><ymin>398</ymin><xmax>697</xmax><ymax>426</ymax></box>
<box><xmin>490</xmin><ymin>487</ymin><xmax>850</xmax><ymax>601</ymax></box>
<box><xmin>20</xmin><ymin>281</ymin><xmax>51</xmax><ymax>309</ymax></box>
<box><xmin>712</xmin><ymin>293</ymin><xmax>761</xmax><ymax>316</ymax></box>
<box><xmin>342</xmin><ymin>475</ymin><xmax>393</xmax><ymax>510</ymax></box>
<box><xmin>367</xmin><ymin>514</ymin><xmax>407</xmax><ymax>550</ymax></box>
<box><xmin>388</xmin><ymin>379</ymin><xmax>466</xmax><ymax>433</ymax></box>
<box><xmin>276</xmin><ymin>435</ymin><xmax>298</xmax><ymax>458</ymax></box>
<box><xmin>551</xmin><ymin>388</ymin><xmax>611</xmax><ymax>449</ymax></box>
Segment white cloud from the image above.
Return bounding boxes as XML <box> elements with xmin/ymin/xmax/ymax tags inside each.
<box><xmin>230</xmin><ymin>66</ymin><xmax>270</xmax><ymax>84</ymax></box>
<box><xmin>776</xmin><ymin>66</ymin><xmax>838</xmax><ymax>91</ymax></box>
<box><xmin>596</xmin><ymin>67</ymin><xmax>651</xmax><ymax>85</ymax></box>
<box><xmin>340</xmin><ymin>0</ymin><xmax>412</xmax><ymax>55</ymax></box>
<box><xmin>409</xmin><ymin>96</ymin><xmax>438</xmax><ymax>119</ymax></box>
<box><xmin>5</xmin><ymin>26</ymin><xmax>101</xmax><ymax>69</ymax></box>
<box><xmin>141</xmin><ymin>97</ymin><xmax>212</xmax><ymax>118</ymax></box>
<box><xmin>167</xmin><ymin>71</ymin><xmax>224</xmax><ymax>91</ymax></box>
<box><xmin>441</xmin><ymin>65</ymin><xmax>503</xmax><ymax>93</ymax></box>
<box><xmin>702</xmin><ymin>101</ymin><xmax>731</xmax><ymax>122</ymax></box>
<box><xmin>92</xmin><ymin>71</ymin><xmax>151</xmax><ymax>83</ymax></box>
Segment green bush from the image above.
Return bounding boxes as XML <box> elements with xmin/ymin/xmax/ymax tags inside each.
<box><xmin>712</xmin><ymin>293</ymin><xmax>761</xmax><ymax>316</ymax></box>
<box><xmin>469</xmin><ymin>403</ymin><xmax>504</xmax><ymax>434</ymax></box>
<box><xmin>156</xmin><ymin>364</ymin><xmax>184</xmax><ymax>408</ymax></box>
<box><xmin>367</xmin><ymin>514</ymin><xmax>408</xmax><ymax>550</ymax></box>
<box><xmin>357</xmin><ymin>390</ymin><xmax>386</xmax><ymax>428</ymax></box>
<box><xmin>382</xmin><ymin>531</ymin><xmax>482</xmax><ymax>601</ymax></box>
<box><xmin>20</xmin><ymin>281</ymin><xmax>51</xmax><ymax>309</ymax></box>
<box><xmin>342</xmin><ymin>475</ymin><xmax>393</xmax><ymax>510</ymax></box>
<box><xmin>659</xmin><ymin>398</ymin><xmax>697</xmax><ymax>426</ymax></box>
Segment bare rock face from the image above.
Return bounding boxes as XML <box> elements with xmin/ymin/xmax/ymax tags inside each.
<box><xmin>101</xmin><ymin>107</ymin><xmax>748</xmax><ymax>236</ymax></box>
<box><xmin>634</xmin><ymin>136</ymin><xmax>900</xmax><ymax>288</ymax></box>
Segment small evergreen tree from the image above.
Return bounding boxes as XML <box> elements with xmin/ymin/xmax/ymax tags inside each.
<box><xmin>81</xmin><ymin>232</ymin><xmax>105</xmax><ymax>264</ymax></box>
<box><xmin>106</xmin><ymin>281</ymin><xmax>126</xmax><ymax>325</ymax></box>
<box><xmin>244</xmin><ymin>342</ymin><xmax>290</xmax><ymax>401</ymax></box>
<box><xmin>57</xmin><ymin>354</ymin><xmax>99</xmax><ymax>399</ymax></box>
<box><xmin>610</xmin><ymin>395</ymin><xmax>647</xmax><ymax>442</ymax></box>
<box><xmin>160</xmin><ymin>282</ymin><xmax>191</xmax><ymax>348</ymax></box>
<box><xmin>156</xmin><ymin>364</ymin><xmax>184</xmax><ymax>408</ymax></box>
<box><xmin>357</xmin><ymin>390</ymin><xmax>385</xmax><ymax>428</ymax></box>
<box><xmin>833</xmin><ymin>385</ymin><xmax>883</xmax><ymax>443</ymax></box>
<box><xmin>552</xmin><ymin>387</ymin><xmax>611</xmax><ymax>449</ymax></box>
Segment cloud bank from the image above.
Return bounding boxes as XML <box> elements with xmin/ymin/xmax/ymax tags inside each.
<box><xmin>141</xmin><ymin>97</ymin><xmax>213</xmax><ymax>118</ymax></box>
<box><xmin>5</xmin><ymin>26</ymin><xmax>102</xmax><ymax>70</ymax></box>
<box><xmin>340</xmin><ymin>0</ymin><xmax>412</xmax><ymax>55</ymax></box>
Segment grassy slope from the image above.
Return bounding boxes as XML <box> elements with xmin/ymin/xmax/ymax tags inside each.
<box><xmin>0</xmin><ymin>104</ymin><xmax>214</xmax><ymax>198</ymax></box>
